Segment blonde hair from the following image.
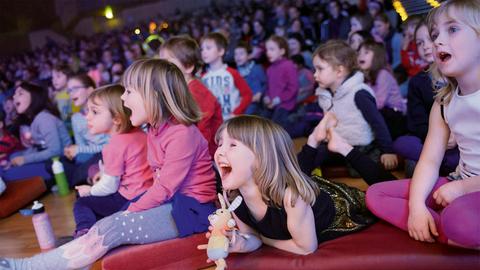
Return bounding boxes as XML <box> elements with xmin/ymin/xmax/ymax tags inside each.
<box><xmin>216</xmin><ymin>115</ymin><xmax>320</xmax><ymax>208</ymax></box>
<box><xmin>89</xmin><ymin>84</ymin><xmax>133</xmax><ymax>133</ymax></box>
<box><xmin>313</xmin><ymin>39</ymin><xmax>359</xmax><ymax>74</ymax></box>
<box><xmin>427</xmin><ymin>0</ymin><xmax>480</xmax><ymax>104</ymax></box>
<box><xmin>122</xmin><ymin>58</ymin><xmax>201</xmax><ymax>127</ymax></box>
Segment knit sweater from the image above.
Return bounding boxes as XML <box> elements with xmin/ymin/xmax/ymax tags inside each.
<box><xmin>20</xmin><ymin>110</ymin><xmax>72</xmax><ymax>164</ymax></box>
<box><xmin>265</xmin><ymin>58</ymin><xmax>299</xmax><ymax>111</ymax></box>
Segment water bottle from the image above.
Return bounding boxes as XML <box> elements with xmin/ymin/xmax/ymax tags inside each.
<box><xmin>52</xmin><ymin>157</ymin><xmax>70</xmax><ymax>196</ymax></box>
<box><xmin>20</xmin><ymin>201</ymin><xmax>56</xmax><ymax>250</ymax></box>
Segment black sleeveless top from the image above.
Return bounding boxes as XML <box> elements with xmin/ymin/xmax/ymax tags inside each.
<box><xmin>233</xmin><ymin>190</ymin><xmax>335</xmax><ymax>242</ymax></box>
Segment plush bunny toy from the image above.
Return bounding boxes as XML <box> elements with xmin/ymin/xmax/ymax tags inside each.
<box><xmin>198</xmin><ymin>193</ymin><xmax>242</xmax><ymax>270</ymax></box>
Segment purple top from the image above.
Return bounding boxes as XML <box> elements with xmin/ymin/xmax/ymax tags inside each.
<box><xmin>266</xmin><ymin>58</ymin><xmax>299</xmax><ymax>111</ymax></box>
<box><xmin>370</xmin><ymin>69</ymin><xmax>406</xmax><ymax>113</ymax></box>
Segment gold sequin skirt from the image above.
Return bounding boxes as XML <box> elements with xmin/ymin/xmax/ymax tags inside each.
<box><xmin>311</xmin><ymin>170</ymin><xmax>376</xmax><ymax>242</ymax></box>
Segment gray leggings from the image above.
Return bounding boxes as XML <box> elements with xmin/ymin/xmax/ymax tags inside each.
<box><xmin>0</xmin><ymin>203</ymin><xmax>178</xmax><ymax>270</ymax></box>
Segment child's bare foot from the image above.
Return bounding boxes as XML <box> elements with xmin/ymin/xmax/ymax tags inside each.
<box><xmin>307</xmin><ymin>112</ymin><xmax>338</xmax><ymax>147</ymax></box>
<box><xmin>326</xmin><ymin>127</ymin><xmax>353</xmax><ymax>156</ymax></box>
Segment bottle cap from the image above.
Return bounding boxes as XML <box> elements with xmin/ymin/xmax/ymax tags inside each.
<box><xmin>52</xmin><ymin>156</ymin><xmax>59</xmax><ymax>162</ymax></box>
<box><xmin>20</xmin><ymin>200</ymin><xmax>45</xmax><ymax>216</ymax></box>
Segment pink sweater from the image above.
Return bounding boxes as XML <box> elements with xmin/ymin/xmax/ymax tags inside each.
<box><xmin>102</xmin><ymin>128</ymin><xmax>153</xmax><ymax>200</ymax></box>
<box><xmin>127</xmin><ymin>120</ymin><xmax>217</xmax><ymax>212</ymax></box>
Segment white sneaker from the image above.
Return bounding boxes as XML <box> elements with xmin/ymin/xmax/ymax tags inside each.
<box><xmin>0</xmin><ymin>177</ymin><xmax>6</xmax><ymax>195</ymax></box>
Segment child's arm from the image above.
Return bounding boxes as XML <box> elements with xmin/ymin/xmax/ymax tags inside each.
<box><xmin>433</xmin><ymin>175</ymin><xmax>480</xmax><ymax>207</ymax></box>
<box><xmin>354</xmin><ymin>90</ymin><xmax>397</xmax><ymax>169</ymax></box>
<box><xmin>261</xmin><ymin>188</ymin><xmax>318</xmax><ymax>255</ymax></box>
<box><xmin>373</xmin><ymin>70</ymin><xmax>393</xmax><ymax>110</ymax></box>
<box><xmin>230</xmin><ymin>68</ymin><xmax>253</xmax><ymax>115</ymax></box>
<box><xmin>408</xmin><ymin>102</ymin><xmax>449</xmax><ymax>242</ymax></box>
<box><xmin>406</xmin><ymin>76</ymin><xmax>431</xmax><ymax>141</ymax></box>
<box><xmin>89</xmin><ymin>173</ymin><xmax>120</xmax><ymax>196</ymax></box>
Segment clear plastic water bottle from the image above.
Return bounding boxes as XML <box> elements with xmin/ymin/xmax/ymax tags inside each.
<box><xmin>51</xmin><ymin>157</ymin><xmax>70</xmax><ymax>196</ymax></box>
<box><xmin>20</xmin><ymin>201</ymin><xmax>56</xmax><ymax>250</ymax></box>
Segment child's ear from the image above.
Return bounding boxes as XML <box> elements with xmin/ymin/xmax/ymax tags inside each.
<box><xmin>280</xmin><ymin>48</ymin><xmax>286</xmax><ymax>57</ymax></box>
<box><xmin>336</xmin><ymin>65</ymin><xmax>347</xmax><ymax>77</ymax></box>
<box><xmin>112</xmin><ymin>115</ymin><xmax>122</xmax><ymax>127</ymax></box>
<box><xmin>185</xmin><ymin>64</ymin><xmax>195</xmax><ymax>75</ymax></box>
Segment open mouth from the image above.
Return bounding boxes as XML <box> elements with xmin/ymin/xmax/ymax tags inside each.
<box><xmin>14</xmin><ymin>102</ymin><xmax>21</xmax><ymax>108</ymax></box>
<box><xmin>438</xmin><ymin>52</ymin><xmax>451</xmax><ymax>62</ymax></box>
<box><xmin>358</xmin><ymin>60</ymin><xmax>365</xmax><ymax>65</ymax></box>
<box><xmin>218</xmin><ymin>163</ymin><xmax>232</xmax><ymax>178</ymax></box>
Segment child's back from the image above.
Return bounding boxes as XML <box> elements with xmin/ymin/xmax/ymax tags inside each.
<box><xmin>102</xmin><ymin>128</ymin><xmax>153</xmax><ymax>200</ymax></box>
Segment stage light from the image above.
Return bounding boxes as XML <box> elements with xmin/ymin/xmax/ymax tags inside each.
<box><xmin>426</xmin><ymin>0</ymin><xmax>441</xmax><ymax>8</ymax></box>
<box><xmin>134</xmin><ymin>28</ymin><xmax>141</xmax><ymax>35</ymax></box>
<box><xmin>149</xmin><ymin>22</ymin><xmax>157</xmax><ymax>33</ymax></box>
<box><xmin>105</xmin><ymin>6</ymin><xmax>114</xmax><ymax>19</ymax></box>
<box><xmin>393</xmin><ymin>1</ymin><xmax>408</xmax><ymax>21</ymax></box>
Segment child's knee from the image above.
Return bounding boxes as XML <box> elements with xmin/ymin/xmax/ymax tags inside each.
<box><xmin>365</xmin><ymin>183</ymin><xmax>386</xmax><ymax>209</ymax></box>
<box><xmin>441</xmin><ymin>193</ymin><xmax>480</xmax><ymax>248</ymax></box>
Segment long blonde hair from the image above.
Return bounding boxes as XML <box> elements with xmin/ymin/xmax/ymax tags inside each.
<box><xmin>427</xmin><ymin>0</ymin><xmax>480</xmax><ymax>105</ymax></box>
<box><xmin>216</xmin><ymin>115</ymin><xmax>320</xmax><ymax>208</ymax></box>
<box><xmin>122</xmin><ymin>58</ymin><xmax>201</xmax><ymax>127</ymax></box>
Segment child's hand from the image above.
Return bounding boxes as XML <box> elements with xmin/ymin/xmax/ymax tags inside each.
<box><xmin>263</xmin><ymin>96</ymin><xmax>271</xmax><ymax>106</ymax></box>
<box><xmin>64</xmin><ymin>145</ymin><xmax>78</xmax><ymax>160</ymax></box>
<box><xmin>432</xmin><ymin>180</ymin><xmax>466</xmax><ymax>207</ymax></box>
<box><xmin>407</xmin><ymin>205</ymin><xmax>438</xmax><ymax>243</ymax></box>
<box><xmin>380</xmin><ymin>153</ymin><xmax>398</xmax><ymax>170</ymax></box>
<box><xmin>326</xmin><ymin>128</ymin><xmax>353</xmax><ymax>156</ymax></box>
<box><xmin>10</xmin><ymin>156</ymin><xmax>25</xmax><ymax>166</ymax></box>
<box><xmin>75</xmin><ymin>185</ymin><xmax>92</xmax><ymax>197</ymax></box>
<box><xmin>252</xmin><ymin>92</ymin><xmax>262</xmax><ymax>102</ymax></box>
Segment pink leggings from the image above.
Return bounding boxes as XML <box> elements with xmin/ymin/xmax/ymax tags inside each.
<box><xmin>366</xmin><ymin>178</ymin><xmax>480</xmax><ymax>248</ymax></box>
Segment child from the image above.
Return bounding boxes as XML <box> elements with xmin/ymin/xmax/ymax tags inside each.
<box><xmin>73</xmin><ymin>84</ymin><xmax>152</xmax><ymax>237</ymax></box>
<box><xmin>51</xmin><ymin>64</ymin><xmax>78</xmax><ymax>121</ymax></box>
<box><xmin>259</xmin><ymin>35</ymin><xmax>299</xmax><ymax>129</ymax></box>
<box><xmin>0</xmin><ymin>59</ymin><xmax>217</xmax><ymax>269</ymax></box>
<box><xmin>348</xmin><ymin>30</ymin><xmax>373</xmax><ymax>51</ymax></box>
<box><xmin>358</xmin><ymin>40</ymin><xmax>407</xmax><ymax>139</ymax></box>
<box><xmin>367</xmin><ymin>0</ymin><xmax>480</xmax><ymax>249</ymax></box>
<box><xmin>400</xmin><ymin>15</ymin><xmax>428</xmax><ymax>77</ymax></box>
<box><xmin>159</xmin><ymin>35</ymin><xmax>223</xmax><ymax>158</ymax></box>
<box><xmin>372</xmin><ymin>13</ymin><xmax>403</xmax><ymax>70</ymax></box>
<box><xmin>211</xmin><ymin>115</ymin><xmax>374</xmax><ymax>255</ymax></box>
<box><xmin>314</xmin><ymin>40</ymin><xmax>398</xmax><ymax>172</ymax></box>
<box><xmin>393</xmin><ymin>18</ymin><xmax>459</xmax><ymax>177</ymax></box>
<box><xmin>0</xmin><ymin>82</ymin><xmax>71</xmax><ymax>183</ymax></box>
<box><xmin>291</xmin><ymin>54</ymin><xmax>315</xmax><ymax>104</ymax></box>
<box><xmin>234</xmin><ymin>41</ymin><xmax>267</xmax><ymax>115</ymax></box>
<box><xmin>2</xmin><ymin>97</ymin><xmax>16</xmax><ymax>128</ymax></box>
<box><xmin>201</xmin><ymin>32</ymin><xmax>253</xmax><ymax>120</ymax></box>
<box><xmin>65</xmin><ymin>74</ymin><xmax>109</xmax><ymax>164</ymax></box>
<box><xmin>0</xmin><ymin>110</ymin><xmax>20</xmax><ymax>168</ymax></box>
<box><xmin>298</xmin><ymin>112</ymin><xmax>396</xmax><ymax>185</ymax></box>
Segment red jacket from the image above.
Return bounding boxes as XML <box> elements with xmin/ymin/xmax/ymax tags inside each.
<box><xmin>188</xmin><ymin>79</ymin><xmax>223</xmax><ymax>158</ymax></box>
